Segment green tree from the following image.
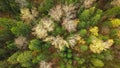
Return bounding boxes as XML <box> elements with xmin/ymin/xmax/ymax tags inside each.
<box><xmin>0</xmin><ymin>0</ymin><xmax>19</xmax><ymax>14</ymax></box>
<box><xmin>6</xmin><ymin>41</ymin><xmax>17</xmax><ymax>50</ymax></box>
<box><xmin>80</xmin><ymin>45</ymin><xmax>88</xmax><ymax>52</ymax></box>
<box><xmin>32</xmin><ymin>54</ymin><xmax>46</xmax><ymax>63</ymax></box>
<box><xmin>52</xmin><ymin>24</ymin><xmax>66</xmax><ymax>36</ymax></box>
<box><xmin>17</xmin><ymin>51</ymin><xmax>33</xmax><ymax>67</ymax></box>
<box><xmin>11</xmin><ymin>21</ymin><xmax>31</xmax><ymax>36</ymax></box>
<box><xmin>29</xmin><ymin>39</ymin><xmax>42</xmax><ymax>51</ymax></box>
<box><xmin>78</xmin><ymin>29</ymin><xmax>87</xmax><ymax>37</ymax></box>
<box><xmin>91</xmin><ymin>58</ymin><xmax>104</xmax><ymax>67</ymax></box>
<box><xmin>38</xmin><ymin>0</ymin><xmax>54</xmax><ymax>14</ymax></box>
<box><xmin>90</xmin><ymin>9</ymin><xmax>102</xmax><ymax>26</ymax></box>
<box><xmin>103</xmin><ymin>6</ymin><xmax>120</xmax><ymax>17</ymax></box>
<box><xmin>7</xmin><ymin>52</ymin><xmax>21</xmax><ymax>64</ymax></box>
<box><xmin>79</xmin><ymin>7</ymin><xmax>102</xmax><ymax>27</ymax></box>
<box><xmin>0</xmin><ymin>18</ymin><xmax>16</xmax><ymax>41</ymax></box>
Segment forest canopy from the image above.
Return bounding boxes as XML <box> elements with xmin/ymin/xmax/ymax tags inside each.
<box><xmin>0</xmin><ymin>0</ymin><xmax>120</xmax><ymax>68</ymax></box>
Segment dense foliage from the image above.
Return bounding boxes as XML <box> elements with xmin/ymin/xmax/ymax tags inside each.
<box><xmin>0</xmin><ymin>0</ymin><xmax>120</xmax><ymax>68</ymax></box>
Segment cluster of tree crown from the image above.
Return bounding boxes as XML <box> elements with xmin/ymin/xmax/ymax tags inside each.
<box><xmin>0</xmin><ymin>0</ymin><xmax>120</xmax><ymax>68</ymax></box>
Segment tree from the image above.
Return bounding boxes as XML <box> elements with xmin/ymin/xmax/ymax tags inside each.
<box><xmin>29</xmin><ymin>39</ymin><xmax>42</xmax><ymax>51</ymax></box>
<box><xmin>11</xmin><ymin>21</ymin><xmax>31</xmax><ymax>36</ymax></box>
<box><xmin>0</xmin><ymin>18</ymin><xmax>16</xmax><ymax>42</ymax></box>
<box><xmin>17</xmin><ymin>51</ymin><xmax>33</xmax><ymax>67</ymax></box>
<box><xmin>38</xmin><ymin>0</ymin><xmax>54</xmax><ymax>14</ymax></box>
<box><xmin>7</xmin><ymin>52</ymin><xmax>21</xmax><ymax>64</ymax></box>
<box><xmin>0</xmin><ymin>0</ymin><xmax>19</xmax><ymax>14</ymax></box>
<box><xmin>91</xmin><ymin>58</ymin><xmax>104</xmax><ymax>67</ymax></box>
